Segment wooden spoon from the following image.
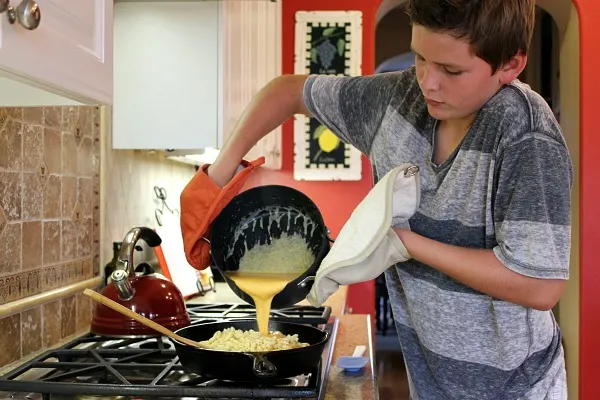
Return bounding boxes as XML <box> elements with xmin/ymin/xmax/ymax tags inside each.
<box><xmin>83</xmin><ymin>288</ymin><xmax>207</xmax><ymax>349</ymax></box>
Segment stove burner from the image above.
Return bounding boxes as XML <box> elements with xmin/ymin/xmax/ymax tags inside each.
<box><xmin>137</xmin><ymin>341</ymin><xmax>173</xmax><ymax>350</ymax></box>
<box><xmin>186</xmin><ymin>304</ymin><xmax>331</xmax><ymax>326</ymax></box>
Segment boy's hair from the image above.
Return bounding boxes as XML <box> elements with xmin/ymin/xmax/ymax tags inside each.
<box><xmin>406</xmin><ymin>0</ymin><xmax>536</xmax><ymax>73</ymax></box>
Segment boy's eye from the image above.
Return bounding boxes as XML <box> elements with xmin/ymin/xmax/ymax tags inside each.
<box><xmin>444</xmin><ymin>68</ymin><xmax>463</xmax><ymax>76</ymax></box>
<box><xmin>413</xmin><ymin>53</ymin><xmax>463</xmax><ymax>75</ymax></box>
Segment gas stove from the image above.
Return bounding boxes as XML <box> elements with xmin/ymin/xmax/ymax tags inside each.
<box><xmin>0</xmin><ymin>304</ymin><xmax>337</xmax><ymax>400</ymax></box>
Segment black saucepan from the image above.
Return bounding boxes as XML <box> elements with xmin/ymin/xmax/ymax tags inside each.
<box><xmin>171</xmin><ymin>320</ymin><xmax>329</xmax><ymax>381</ymax></box>
<box><xmin>209</xmin><ymin>185</ymin><xmax>334</xmax><ymax>309</ymax></box>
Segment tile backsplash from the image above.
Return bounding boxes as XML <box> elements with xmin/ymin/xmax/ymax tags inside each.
<box><xmin>0</xmin><ymin>106</ymin><xmax>197</xmax><ymax>370</ymax></box>
<box><xmin>0</xmin><ymin>293</ymin><xmax>94</xmax><ymax>368</ymax></box>
<box><xmin>101</xmin><ymin>107</ymin><xmax>196</xmax><ymax>266</ymax></box>
<box><xmin>0</xmin><ymin>106</ymin><xmax>101</xmax><ymax>367</ymax></box>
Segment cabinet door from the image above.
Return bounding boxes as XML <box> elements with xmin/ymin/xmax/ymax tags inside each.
<box><xmin>0</xmin><ymin>0</ymin><xmax>113</xmax><ymax>105</ymax></box>
<box><xmin>222</xmin><ymin>0</ymin><xmax>282</xmax><ymax>169</ymax></box>
<box><xmin>112</xmin><ymin>1</ymin><xmax>221</xmax><ymax>150</ymax></box>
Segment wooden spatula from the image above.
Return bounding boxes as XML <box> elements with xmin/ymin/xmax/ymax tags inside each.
<box><xmin>83</xmin><ymin>288</ymin><xmax>208</xmax><ymax>349</ymax></box>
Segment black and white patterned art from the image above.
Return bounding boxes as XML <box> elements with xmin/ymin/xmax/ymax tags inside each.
<box><xmin>294</xmin><ymin>11</ymin><xmax>363</xmax><ymax>181</ymax></box>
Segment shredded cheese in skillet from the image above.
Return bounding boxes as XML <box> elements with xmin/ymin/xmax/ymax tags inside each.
<box><xmin>199</xmin><ymin>327</ymin><xmax>309</xmax><ymax>352</ymax></box>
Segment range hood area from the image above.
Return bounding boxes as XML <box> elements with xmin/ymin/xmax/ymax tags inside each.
<box><xmin>112</xmin><ymin>0</ymin><xmax>282</xmax><ymax>169</ymax></box>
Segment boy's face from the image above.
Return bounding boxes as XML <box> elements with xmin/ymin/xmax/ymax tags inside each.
<box><xmin>411</xmin><ymin>24</ymin><xmax>524</xmax><ymax>124</ymax></box>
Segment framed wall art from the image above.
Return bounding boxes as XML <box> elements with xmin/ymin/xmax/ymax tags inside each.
<box><xmin>293</xmin><ymin>10</ymin><xmax>363</xmax><ymax>181</ymax></box>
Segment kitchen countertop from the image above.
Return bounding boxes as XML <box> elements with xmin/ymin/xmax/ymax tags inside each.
<box><xmin>325</xmin><ymin>314</ymin><xmax>378</xmax><ymax>400</ymax></box>
<box><xmin>187</xmin><ymin>282</ymin><xmax>379</xmax><ymax>400</ymax></box>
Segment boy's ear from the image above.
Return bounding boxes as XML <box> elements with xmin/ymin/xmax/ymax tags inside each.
<box><xmin>498</xmin><ymin>51</ymin><xmax>527</xmax><ymax>84</ymax></box>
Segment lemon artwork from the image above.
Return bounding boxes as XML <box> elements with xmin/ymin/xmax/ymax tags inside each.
<box><xmin>313</xmin><ymin>124</ymin><xmax>341</xmax><ymax>162</ymax></box>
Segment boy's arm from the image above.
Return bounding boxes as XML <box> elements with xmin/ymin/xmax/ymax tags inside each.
<box><xmin>395</xmin><ymin>230</ymin><xmax>566</xmax><ymax>310</ymax></box>
<box><xmin>208</xmin><ymin>75</ymin><xmax>310</xmax><ymax>187</ymax></box>
<box><xmin>209</xmin><ymin>72</ymin><xmax>403</xmax><ymax>187</ymax></box>
<box><xmin>396</xmin><ymin>133</ymin><xmax>573</xmax><ymax>311</ymax></box>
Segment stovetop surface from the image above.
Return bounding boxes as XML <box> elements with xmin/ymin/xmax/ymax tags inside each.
<box><xmin>186</xmin><ymin>304</ymin><xmax>331</xmax><ymax>327</ymax></box>
<box><xmin>0</xmin><ymin>304</ymin><xmax>337</xmax><ymax>400</ymax></box>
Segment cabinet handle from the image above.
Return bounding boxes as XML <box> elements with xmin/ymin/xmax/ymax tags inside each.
<box><xmin>0</xmin><ymin>0</ymin><xmax>40</xmax><ymax>30</ymax></box>
<box><xmin>0</xmin><ymin>0</ymin><xmax>16</xmax><ymax>24</ymax></box>
<box><xmin>15</xmin><ymin>0</ymin><xmax>40</xmax><ymax>30</ymax></box>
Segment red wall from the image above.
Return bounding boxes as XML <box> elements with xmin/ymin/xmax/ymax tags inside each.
<box><xmin>574</xmin><ymin>1</ymin><xmax>600</xmax><ymax>398</ymax></box>
<box><xmin>245</xmin><ymin>0</ymin><xmax>381</xmax><ymax>317</ymax></box>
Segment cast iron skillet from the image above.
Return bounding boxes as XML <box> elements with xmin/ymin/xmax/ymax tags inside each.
<box><xmin>171</xmin><ymin>319</ymin><xmax>329</xmax><ymax>381</ymax></box>
<box><xmin>209</xmin><ymin>185</ymin><xmax>334</xmax><ymax>309</ymax></box>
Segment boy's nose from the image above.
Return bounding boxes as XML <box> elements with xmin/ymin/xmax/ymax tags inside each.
<box><xmin>418</xmin><ymin>65</ymin><xmax>441</xmax><ymax>92</ymax></box>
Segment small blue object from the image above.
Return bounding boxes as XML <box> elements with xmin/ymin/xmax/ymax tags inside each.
<box><xmin>336</xmin><ymin>355</ymin><xmax>369</xmax><ymax>375</ymax></box>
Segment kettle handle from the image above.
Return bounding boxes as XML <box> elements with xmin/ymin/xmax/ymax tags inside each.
<box><xmin>117</xmin><ymin>227</ymin><xmax>163</xmax><ymax>277</ymax></box>
<box><xmin>136</xmin><ymin>227</ymin><xmax>162</xmax><ymax>247</ymax></box>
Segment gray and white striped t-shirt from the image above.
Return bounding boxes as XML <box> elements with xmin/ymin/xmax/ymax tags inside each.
<box><xmin>304</xmin><ymin>67</ymin><xmax>573</xmax><ymax>400</ymax></box>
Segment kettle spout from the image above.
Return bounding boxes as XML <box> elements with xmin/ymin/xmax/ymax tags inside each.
<box><xmin>111</xmin><ymin>269</ymin><xmax>135</xmax><ymax>300</ymax></box>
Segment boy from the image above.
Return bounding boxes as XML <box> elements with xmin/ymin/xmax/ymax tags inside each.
<box><xmin>205</xmin><ymin>0</ymin><xmax>572</xmax><ymax>398</ymax></box>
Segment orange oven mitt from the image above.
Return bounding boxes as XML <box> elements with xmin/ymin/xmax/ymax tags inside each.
<box><xmin>180</xmin><ymin>156</ymin><xmax>265</xmax><ymax>270</ymax></box>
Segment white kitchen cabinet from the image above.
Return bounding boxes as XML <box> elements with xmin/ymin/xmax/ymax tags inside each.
<box><xmin>112</xmin><ymin>0</ymin><xmax>282</xmax><ymax>169</ymax></box>
<box><xmin>112</xmin><ymin>1</ymin><xmax>221</xmax><ymax>151</ymax></box>
<box><xmin>0</xmin><ymin>0</ymin><xmax>113</xmax><ymax>106</ymax></box>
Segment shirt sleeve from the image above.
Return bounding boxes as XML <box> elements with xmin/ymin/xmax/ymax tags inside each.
<box><xmin>302</xmin><ymin>72</ymin><xmax>401</xmax><ymax>156</ymax></box>
<box><xmin>492</xmin><ymin>132</ymin><xmax>573</xmax><ymax>280</ymax></box>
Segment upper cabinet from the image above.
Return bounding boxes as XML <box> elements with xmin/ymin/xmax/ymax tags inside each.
<box><xmin>111</xmin><ymin>0</ymin><xmax>282</xmax><ymax>169</ymax></box>
<box><xmin>0</xmin><ymin>0</ymin><xmax>113</xmax><ymax>106</ymax></box>
<box><xmin>112</xmin><ymin>1</ymin><xmax>221</xmax><ymax>151</ymax></box>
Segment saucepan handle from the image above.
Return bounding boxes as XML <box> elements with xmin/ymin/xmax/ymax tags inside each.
<box><xmin>248</xmin><ymin>353</ymin><xmax>278</xmax><ymax>378</ymax></box>
<box><xmin>326</xmin><ymin>228</ymin><xmax>335</xmax><ymax>243</ymax></box>
<box><xmin>297</xmin><ymin>227</ymin><xmax>335</xmax><ymax>290</ymax></box>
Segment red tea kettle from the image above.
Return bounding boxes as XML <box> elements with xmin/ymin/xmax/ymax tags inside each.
<box><xmin>90</xmin><ymin>227</ymin><xmax>191</xmax><ymax>337</ymax></box>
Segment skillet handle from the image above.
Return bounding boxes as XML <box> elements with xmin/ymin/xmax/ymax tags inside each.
<box><xmin>249</xmin><ymin>353</ymin><xmax>278</xmax><ymax>378</ymax></box>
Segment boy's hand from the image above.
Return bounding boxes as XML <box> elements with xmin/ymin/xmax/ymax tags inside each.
<box><xmin>306</xmin><ymin>164</ymin><xmax>421</xmax><ymax>306</ymax></box>
<box><xmin>180</xmin><ymin>157</ymin><xmax>265</xmax><ymax>270</ymax></box>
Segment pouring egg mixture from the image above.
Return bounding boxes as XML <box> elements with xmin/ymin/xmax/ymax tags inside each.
<box><xmin>199</xmin><ymin>234</ymin><xmax>316</xmax><ymax>352</ymax></box>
